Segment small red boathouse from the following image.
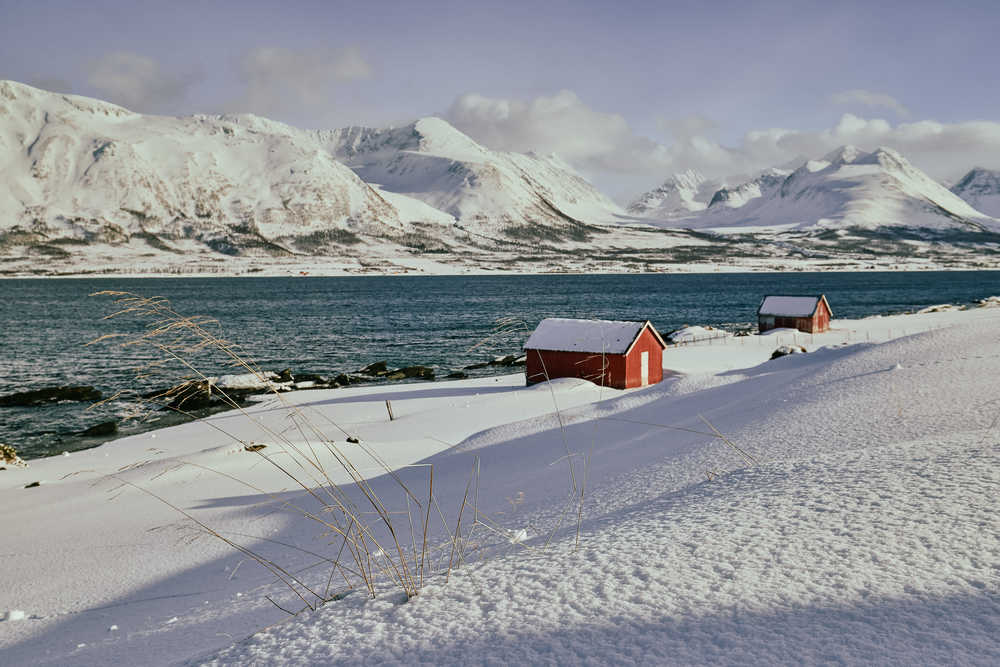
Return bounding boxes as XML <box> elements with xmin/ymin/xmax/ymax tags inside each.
<box><xmin>523</xmin><ymin>318</ymin><xmax>667</xmax><ymax>389</ymax></box>
<box><xmin>757</xmin><ymin>295</ymin><xmax>833</xmax><ymax>334</ymax></box>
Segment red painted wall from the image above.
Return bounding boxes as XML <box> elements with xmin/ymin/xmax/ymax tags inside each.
<box><xmin>624</xmin><ymin>328</ymin><xmax>664</xmax><ymax>387</ymax></box>
<box><xmin>525</xmin><ymin>327</ymin><xmax>664</xmax><ymax>389</ymax></box>
<box><xmin>759</xmin><ymin>299</ymin><xmax>831</xmax><ymax>334</ymax></box>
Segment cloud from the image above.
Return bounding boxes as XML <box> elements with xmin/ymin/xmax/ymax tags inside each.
<box><xmin>445</xmin><ymin>88</ymin><xmax>1000</xmax><ymax>201</ymax></box>
<box><xmin>830</xmin><ymin>89</ymin><xmax>910</xmax><ymax>118</ymax></box>
<box><xmin>734</xmin><ymin>113</ymin><xmax>1000</xmax><ymax>181</ymax></box>
<box><xmin>86</xmin><ymin>51</ymin><xmax>199</xmax><ymax>112</ymax></box>
<box><xmin>235</xmin><ymin>46</ymin><xmax>372</xmax><ymax>118</ymax></box>
<box><xmin>657</xmin><ymin>114</ymin><xmax>718</xmax><ymax>142</ymax></box>
<box><xmin>447</xmin><ymin>90</ymin><xmax>670</xmax><ymax>177</ymax></box>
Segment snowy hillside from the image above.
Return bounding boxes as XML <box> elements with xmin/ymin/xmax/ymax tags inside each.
<box><xmin>0</xmin><ymin>80</ymin><xmax>406</xmax><ymax>257</ymax></box>
<box><xmin>323</xmin><ymin>117</ymin><xmax>625</xmax><ymax>240</ymax></box>
<box><xmin>633</xmin><ymin>145</ymin><xmax>999</xmax><ymax>234</ymax></box>
<box><xmin>626</xmin><ymin>169</ymin><xmax>715</xmax><ymax>218</ymax></box>
<box><xmin>706</xmin><ymin>167</ymin><xmax>790</xmax><ymax>210</ymax></box>
<box><xmin>951</xmin><ymin>167</ymin><xmax>1000</xmax><ymax>217</ymax></box>
<box><xmin>1</xmin><ymin>81</ymin><xmax>998</xmax><ymax>274</ymax></box>
<box><xmin>2</xmin><ymin>304</ymin><xmax>998</xmax><ymax>665</ymax></box>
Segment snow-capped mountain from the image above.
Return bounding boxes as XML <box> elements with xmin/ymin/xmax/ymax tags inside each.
<box><xmin>2</xmin><ymin>80</ymin><xmax>999</xmax><ymax>275</ymax></box>
<box><xmin>705</xmin><ymin>167</ymin><xmax>790</xmax><ymax>211</ymax></box>
<box><xmin>639</xmin><ymin>145</ymin><xmax>998</xmax><ymax>232</ymax></box>
<box><xmin>323</xmin><ymin>118</ymin><xmax>624</xmax><ymax>240</ymax></box>
<box><xmin>0</xmin><ymin>81</ymin><xmax>625</xmax><ymax>267</ymax></box>
<box><xmin>0</xmin><ymin>80</ymin><xmax>409</xmax><ymax>257</ymax></box>
<box><xmin>626</xmin><ymin>169</ymin><xmax>713</xmax><ymax>218</ymax></box>
<box><xmin>951</xmin><ymin>168</ymin><xmax>1000</xmax><ymax>218</ymax></box>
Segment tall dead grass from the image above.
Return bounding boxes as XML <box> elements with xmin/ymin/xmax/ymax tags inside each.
<box><xmin>88</xmin><ymin>292</ymin><xmax>568</xmax><ymax>613</ymax></box>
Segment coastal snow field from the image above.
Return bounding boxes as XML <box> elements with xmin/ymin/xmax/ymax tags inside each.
<box><xmin>1</xmin><ymin>307</ymin><xmax>999</xmax><ymax>665</ymax></box>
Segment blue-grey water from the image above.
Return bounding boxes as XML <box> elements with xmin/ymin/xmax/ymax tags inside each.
<box><xmin>3</xmin><ymin>271</ymin><xmax>1000</xmax><ymax>459</ymax></box>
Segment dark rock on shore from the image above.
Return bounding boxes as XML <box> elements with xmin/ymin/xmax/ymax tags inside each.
<box><xmin>463</xmin><ymin>361</ymin><xmax>490</xmax><ymax>370</ymax></box>
<box><xmin>79</xmin><ymin>421</ymin><xmax>118</xmax><ymax>437</ymax></box>
<box><xmin>163</xmin><ymin>381</ymin><xmax>217</xmax><ymax>411</ymax></box>
<box><xmin>493</xmin><ymin>354</ymin><xmax>526</xmax><ymax>367</ymax></box>
<box><xmin>0</xmin><ymin>386</ymin><xmax>103</xmax><ymax>407</ymax></box>
<box><xmin>445</xmin><ymin>371</ymin><xmax>468</xmax><ymax>379</ymax></box>
<box><xmin>386</xmin><ymin>365</ymin><xmax>435</xmax><ymax>381</ymax></box>
<box><xmin>464</xmin><ymin>354</ymin><xmax>525</xmax><ymax>370</ymax></box>
<box><xmin>359</xmin><ymin>361</ymin><xmax>389</xmax><ymax>376</ymax></box>
<box><xmin>293</xmin><ymin>372</ymin><xmax>328</xmax><ymax>384</ymax></box>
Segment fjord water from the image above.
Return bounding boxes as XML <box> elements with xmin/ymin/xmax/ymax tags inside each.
<box><xmin>3</xmin><ymin>271</ymin><xmax>999</xmax><ymax>459</ymax></box>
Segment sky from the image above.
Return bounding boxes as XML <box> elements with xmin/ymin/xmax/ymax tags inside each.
<box><xmin>3</xmin><ymin>0</ymin><xmax>1000</xmax><ymax>200</ymax></box>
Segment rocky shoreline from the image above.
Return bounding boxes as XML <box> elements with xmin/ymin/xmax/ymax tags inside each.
<box><xmin>0</xmin><ymin>354</ymin><xmax>528</xmax><ymax>461</ymax></box>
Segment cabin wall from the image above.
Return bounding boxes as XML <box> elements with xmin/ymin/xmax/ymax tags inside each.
<box><xmin>814</xmin><ymin>301</ymin><xmax>831</xmax><ymax>332</ymax></box>
<box><xmin>525</xmin><ymin>349</ymin><xmax>628</xmax><ymax>389</ymax></box>
<box><xmin>759</xmin><ymin>306</ymin><xmax>831</xmax><ymax>334</ymax></box>
<box><xmin>624</xmin><ymin>328</ymin><xmax>664</xmax><ymax>387</ymax></box>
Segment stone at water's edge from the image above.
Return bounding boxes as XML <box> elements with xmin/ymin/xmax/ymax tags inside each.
<box><xmin>386</xmin><ymin>365</ymin><xmax>435</xmax><ymax>381</ymax></box>
<box><xmin>78</xmin><ymin>421</ymin><xmax>118</xmax><ymax>437</ymax></box>
<box><xmin>0</xmin><ymin>385</ymin><xmax>102</xmax><ymax>406</ymax></box>
<box><xmin>358</xmin><ymin>361</ymin><xmax>389</xmax><ymax>376</ymax></box>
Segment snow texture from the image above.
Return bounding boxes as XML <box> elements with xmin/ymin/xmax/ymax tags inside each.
<box><xmin>951</xmin><ymin>167</ymin><xmax>1000</xmax><ymax>217</ymax></box>
<box><xmin>630</xmin><ymin>145</ymin><xmax>1000</xmax><ymax>233</ymax></box>
<box><xmin>758</xmin><ymin>295</ymin><xmax>823</xmax><ymax>317</ymax></box>
<box><xmin>1</xmin><ymin>304</ymin><xmax>999</xmax><ymax>666</ymax></box>
<box><xmin>523</xmin><ymin>317</ymin><xmax>647</xmax><ymax>354</ymax></box>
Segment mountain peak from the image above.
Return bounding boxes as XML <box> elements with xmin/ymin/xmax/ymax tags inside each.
<box><xmin>953</xmin><ymin>166</ymin><xmax>1000</xmax><ymax>190</ymax></box>
<box><xmin>822</xmin><ymin>145</ymin><xmax>865</xmax><ymax>165</ymax></box>
<box><xmin>1</xmin><ymin>79</ymin><xmax>134</xmax><ymax>118</ymax></box>
<box><xmin>411</xmin><ymin>116</ymin><xmax>461</xmax><ymax>137</ymax></box>
<box><xmin>951</xmin><ymin>166</ymin><xmax>1000</xmax><ymax>216</ymax></box>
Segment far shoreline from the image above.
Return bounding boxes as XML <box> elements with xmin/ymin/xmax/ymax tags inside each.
<box><xmin>2</xmin><ymin>263</ymin><xmax>999</xmax><ymax>280</ymax></box>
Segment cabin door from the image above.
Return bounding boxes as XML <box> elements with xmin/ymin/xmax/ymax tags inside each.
<box><xmin>640</xmin><ymin>351</ymin><xmax>649</xmax><ymax>386</ymax></box>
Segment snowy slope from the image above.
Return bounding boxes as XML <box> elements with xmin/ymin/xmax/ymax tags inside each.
<box><xmin>706</xmin><ymin>167</ymin><xmax>790</xmax><ymax>210</ymax></box>
<box><xmin>951</xmin><ymin>167</ymin><xmax>1000</xmax><ymax>217</ymax></box>
<box><xmin>1</xmin><ymin>305</ymin><xmax>998</xmax><ymax>665</ymax></box>
<box><xmin>0</xmin><ymin>81</ymin><xmax>406</xmax><ymax>255</ymax></box>
<box><xmin>323</xmin><ymin>118</ymin><xmax>625</xmax><ymax>239</ymax></box>
<box><xmin>626</xmin><ymin>169</ymin><xmax>716</xmax><ymax>218</ymax></box>
<box><xmin>638</xmin><ymin>146</ymin><xmax>999</xmax><ymax>233</ymax></box>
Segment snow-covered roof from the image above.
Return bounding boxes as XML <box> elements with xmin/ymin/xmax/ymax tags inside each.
<box><xmin>523</xmin><ymin>318</ymin><xmax>664</xmax><ymax>354</ymax></box>
<box><xmin>757</xmin><ymin>295</ymin><xmax>830</xmax><ymax>317</ymax></box>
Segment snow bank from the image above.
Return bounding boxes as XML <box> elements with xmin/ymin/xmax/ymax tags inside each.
<box><xmin>666</xmin><ymin>325</ymin><xmax>733</xmax><ymax>344</ymax></box>
<box><xmin>2</xmin><ymin>305</ymin><xmax>998</xmax><ymax>665</ymax></box>
<box><xmin>523</xmin><ymin>318</ymin><xmax>647</xmax><ymax>354</ymax></box>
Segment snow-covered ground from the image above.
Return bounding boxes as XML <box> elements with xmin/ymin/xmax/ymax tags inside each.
<box><xmin>2</xmin><ymin>306</ymin><xmax>998</xmax><ymax>665</ymax></box>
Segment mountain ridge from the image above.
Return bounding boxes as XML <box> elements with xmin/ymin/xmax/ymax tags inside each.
<box><xmin>630</xmin><ymin>145</ymin><xmax>998</xmax><ymax>233</ymax></box>
<box><xmin>2</xmin><ymin>81</ymin><xmax>999</xmax><ymax>275</ymax></box>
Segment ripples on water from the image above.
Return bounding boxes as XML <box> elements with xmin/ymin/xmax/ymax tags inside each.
<box><xmin>3</xmin><ymin>271</ymin><xmax>999</xmax><ymax>458</ymax></box>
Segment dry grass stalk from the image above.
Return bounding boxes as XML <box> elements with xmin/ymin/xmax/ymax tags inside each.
<box><xmin>87</xmin><ymin>291</ymin><xmax>463</xmax><ymax>604</ymax></box>
<box><xmin>90</xmin><ymin>295</ymin><xmax>594</xmax><ymax>611</ymax></box>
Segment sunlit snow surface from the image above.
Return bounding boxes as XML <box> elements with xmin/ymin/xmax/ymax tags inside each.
<box><xmin>1</xmin><ymin>307</ymin><xmax>998</xmax><ymax>665</ymax></box>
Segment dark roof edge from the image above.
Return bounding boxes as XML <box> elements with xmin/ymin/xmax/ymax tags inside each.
<box><xmin>757</xmin><ymin>294</ymin><xmax>832</xmax><ymax>318</ymax></box>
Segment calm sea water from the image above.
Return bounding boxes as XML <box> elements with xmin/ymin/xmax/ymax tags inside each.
<box><xmin>3</xmin><ymin>271</ymin><xmax>1000</xmax><ymax>458</ymax></box>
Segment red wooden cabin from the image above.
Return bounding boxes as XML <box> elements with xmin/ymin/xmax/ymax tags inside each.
<box><xmin>757</xmin><ymin>295</ymin><xmax>833</xmax><ymax>334</ymax></box>
<box><xmin>523</xmin><ymin>318</ymin><xmax>667</xmax><ymax>389</ymax></box>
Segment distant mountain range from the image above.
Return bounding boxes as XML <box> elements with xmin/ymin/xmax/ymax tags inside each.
<box><xmin>950</xmin><ymin>167</ymin><xmax>1000</xmax><ymax>218</ymax></box>
<box><xmin>628</xmin><ymin>146</ymin><xmax>999</xmax><ymax>233</ymax></box>
<box><xmin>1</xmin><ymin>80</ymin><xmax>999</xmax><ymax>275</ymax></box>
